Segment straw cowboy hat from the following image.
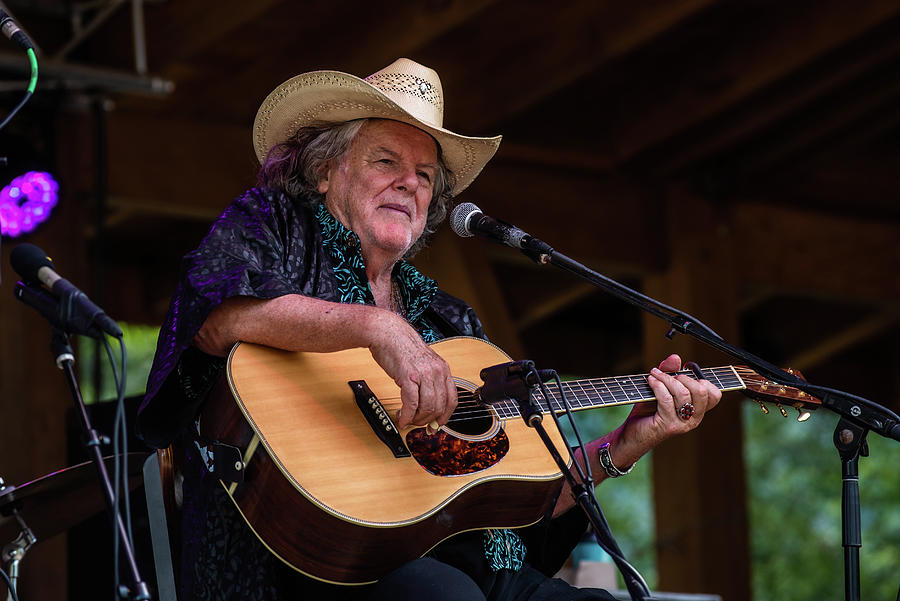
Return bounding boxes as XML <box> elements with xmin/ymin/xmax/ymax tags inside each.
<box><xmin>252</xmin><ymin>58</ymin><xmax>502</xmax><ymax>197</ymax></box>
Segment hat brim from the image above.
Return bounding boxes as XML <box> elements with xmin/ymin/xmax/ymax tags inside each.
<box><xmin>253</xmin><ymin>70</ymin><xmax>501</xmax><ymax>197</ymax></box>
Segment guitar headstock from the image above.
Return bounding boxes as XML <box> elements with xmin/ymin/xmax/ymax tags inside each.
<box><xmin>735</xmin><ymin>366</ymin><xmax>822</xmax><ymax>421</ymax></box>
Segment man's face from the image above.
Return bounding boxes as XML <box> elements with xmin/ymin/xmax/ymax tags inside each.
<box><xmin>318</xmin><ymin>119</ymin><xmax>438</xmax><ymax>261</ymax></box>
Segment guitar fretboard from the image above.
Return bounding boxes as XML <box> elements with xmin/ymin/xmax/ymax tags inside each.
<box><xmin>489</xmin><ymin>366</ymin><xmax>746</xmax><ymax>419</ymax></box>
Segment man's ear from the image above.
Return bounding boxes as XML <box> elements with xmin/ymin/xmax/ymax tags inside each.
<box><xmin>316</xmin><ymin>163</ymin><xmax>330</xmax><ymax>194</ymax></box>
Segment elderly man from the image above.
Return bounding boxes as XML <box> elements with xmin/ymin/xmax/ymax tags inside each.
<box><xmin>139</xmin><ymin>58</ymin><xmax>721</xmax><ymax>601</ymax></box>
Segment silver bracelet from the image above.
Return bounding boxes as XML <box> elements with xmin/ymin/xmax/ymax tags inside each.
<box><xmin>597</xmin><ymin>442</ymin><xmax>635</xmax><ymax>478</ymax></box>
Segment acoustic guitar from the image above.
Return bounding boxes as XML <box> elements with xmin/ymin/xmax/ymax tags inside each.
<box><xmin>199</xmin><ymin>336</ymin><xmax>819</xmax><ymax>584</ymax></box>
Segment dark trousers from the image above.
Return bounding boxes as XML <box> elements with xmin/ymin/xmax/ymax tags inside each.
<box><xmin>366</xmin><ymin>557</ymin><xmax>617</xmax><ymax>601</ymax></box>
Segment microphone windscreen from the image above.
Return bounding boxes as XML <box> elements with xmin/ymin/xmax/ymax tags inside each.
<box><xmin>10</xmin><ymin>243</ymin><xmax>53</xmax><ymax>282</ymax></box>
<box><xmin>450</xmin><ymin>202</ymin><xmax>480</xmax><ymax>238</ymax></box>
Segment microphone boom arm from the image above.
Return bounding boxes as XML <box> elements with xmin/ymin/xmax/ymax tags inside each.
<box><xmin>512</xmin><ymin>229</ymin><xmax>900</xmax><ymax>442</ymax></box>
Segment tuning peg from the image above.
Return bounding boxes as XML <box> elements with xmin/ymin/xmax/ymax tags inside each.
<box><xmin>794</xmin><ymin>405</ymin><xmax>811</xmax><ymax>422</ymax></box>
<box><xmin>754</xmin><ymin>399</ymin><xmax>769</xmax><ymax>414</ymax></box>
<box><xmin>775</xmin><ymin>403</ymin><xmax>788</xmax><ymax>418</ymax></box>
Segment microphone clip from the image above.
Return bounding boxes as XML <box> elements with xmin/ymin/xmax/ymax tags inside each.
<box><xmin>478</xmin><ymin>360</ymin><xmax>556</xmax><ymax>425</ymax></box>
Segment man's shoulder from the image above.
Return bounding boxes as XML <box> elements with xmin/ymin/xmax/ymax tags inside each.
<box><xmin>431</xmin><ymin>288</ymin><xmax>473</xmax><ymax>313</ymax></box>
<box><xmin>429</xmin><ymin>289</ymin><xmax>486</xmax><ymax>340</ymax></box>
<box><xmin>231</xmin><ymin>187</ymin><xmax>314</xmax><ymax>216</ymax></box>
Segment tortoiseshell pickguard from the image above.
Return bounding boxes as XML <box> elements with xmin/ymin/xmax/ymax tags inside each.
<box><xmin>405</xmin><ymin>428</ymin><xmax>510</xmax><ymax>476</ymax></box>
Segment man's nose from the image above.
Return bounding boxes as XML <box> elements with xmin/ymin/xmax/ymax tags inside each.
<box><xmin>394</xmin><ymin>166</ymin><xmax>418</xmax><ymax>193</ymax></box>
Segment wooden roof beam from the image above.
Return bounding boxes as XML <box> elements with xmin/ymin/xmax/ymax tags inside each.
<box><xmin>155</xmin><ymin>0</ymin><xmax>502</xmax><ymax>122</ymax></box>
<box><xmin>650</xmin><ymin>21</ymin><xmax>900</xmax><ymax>175</ymax></box>
<box><xmin>515</xmin><ymin>283</ymin><xmax>597</xmax><ymax>330</ymax></box>
<box><xmin>735</xmin><ymin>66</ymin><xmax>900</xmax><ymax>175</ymax></box>
<box><xmin>614</xmin><ymin>0</ymin><xmax>900</xmax><ymax>161</ymax></box>
<box><xmin>105</xmin><ymin>110</ymin><xmax>255</xmax><ymax>216</ymax></box>
<box><xmin>733</xmin><ymin>201</ymin><xmax>900</xmax><ymax>302</ymax></box>
<box><xmin>783</xmin><ymin>307</ymin><xmax>900</xmax><ymax>372</ymax></box>
<box><xmin>431</xmin><ymin>0</ymin><xmax>717</xmax><ymax>133</ymax></box>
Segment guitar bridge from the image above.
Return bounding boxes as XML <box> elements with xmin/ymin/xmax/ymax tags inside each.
<box><xmin>349</xmin><ymin>380</ymin><xmax>411</xmax><ymax>458</ymax></box>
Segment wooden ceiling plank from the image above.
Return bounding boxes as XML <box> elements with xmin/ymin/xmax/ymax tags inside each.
<box><xmin>432</xmin><ymin>0</ymin><xmax>717</xmax><ymax>132</ymax></box>
<box><xmin>736</xmin><ymin>69</ymin><xmax>900</xmax><ymax>174</ymax></box>
<box><xmin>105</xmin><ymin>111</ymin><xmax>255</xmax><ymax>215</ymax></box>
<box><xmin>152</xmin><ymin>0</ymin><xmax>501</xmax><ymax>124</ymax></box>
<box><xmin>496</xmin><ymin>142</ymin><xmax>615</xmax><ymax>173</ymax></box>
<box><xmin>316</xmin><ymin>0</ymin><xmax>503</xmax><ymax>78</ymax></box>
<box><xmin>733</xmin><ymin>202</ymin><xmax>900</xmax><ymax>302</ymax></box>
<box><xmin>515</xmin><ymin>283</ymin><xmax>597</xmax><ymax>330</ymax></box>
<box><xmin>654</xmin><ymin>25</ymin><xmax>900</xmax><ymax>174</ymax></box>
<box><xmin>784</xmin><ymin>307</ymin><xmax>900</xmax><ymax>371</ymax></box>
<box><xmin>149</xmin><ymin>0</ymin><xmax>285</xmax><ymax>67</ymax></box>
<box><xmin>106</xmin><ymin>195</ymin><xmax>222</xmax><ymax>220</ymax></box>
<box><xmin>614</xmin><ymin>0</ymin><xmax>900</xmax><ymax>161</ymax></box>
<box><xmin>467</xmin><ymin>160</ymin><xmax>666</xmax><ymax>272</ymax></box>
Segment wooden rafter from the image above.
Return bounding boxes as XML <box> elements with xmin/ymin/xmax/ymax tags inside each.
<box><xmin>784</xmin><ymin>307</ymin><xmax>900</xmax><ymax>371</ymax></box>
<box><xmin>614</xmin><ymin>0</ymin><xmax>900</xmax><ymax>162</ymax></box>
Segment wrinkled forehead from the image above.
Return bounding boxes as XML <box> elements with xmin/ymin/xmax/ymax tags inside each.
<box><xmin>355</xmin><ymin>119</ymin><xmax>441</xmax><ymax>160</ymax></box>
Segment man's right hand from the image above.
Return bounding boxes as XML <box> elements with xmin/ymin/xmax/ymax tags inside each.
<box><xmin>367</xmin><ymin>311</ymin><xmax>458</xmax><ymax>431</ymax></box>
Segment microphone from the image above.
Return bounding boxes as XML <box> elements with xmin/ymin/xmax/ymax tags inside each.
<box><xmin>450</xmin><ymin>202</ymin><xmax>531</xmax><ymax>249</ymax></box>
<box><xmin>14</xmin><ymin>281</ymin><xmax>107</xmax><ymax>340</ymax></box>
<box><xmin>11</xmin><ymin>243</ymin><xmax>123</xmax><ymax>338</ymax></box>
<box><xmin>0</xmin><ymin>9</ymin><xmax>33</xmax><ymax>51</ymax></box>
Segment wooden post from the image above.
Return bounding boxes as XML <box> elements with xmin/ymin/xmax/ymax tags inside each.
<box><xmin>642</xmin><ymin>186</ymin><xmax>751</xmax><ymax>600</ymax></box>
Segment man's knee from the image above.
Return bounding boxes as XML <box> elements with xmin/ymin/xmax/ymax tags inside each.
<box><xmin>366</xmin><ymin>557</ymin><xmax>485</xmax><ymax>601</ymax></box>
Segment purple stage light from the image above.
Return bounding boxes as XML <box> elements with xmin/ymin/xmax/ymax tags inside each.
<box><xmin>0</xmin><ymin>171</ymin><xmax>59</xmax><ymax>237</ymax></box>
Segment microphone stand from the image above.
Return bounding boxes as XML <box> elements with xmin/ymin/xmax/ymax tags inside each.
<box><xmin>49</xmin><ymin>328</ymin><xmax>150</xmax><ymax>600</ymax></box>
<box><xmin>507</xmin><ymin>234</ymin><xmax>900</xmax><ymax>601</ymax></box>
<box><xmin>491</xmin><ymin>362</ymin><xmax>652</xmax><ymax>601</ymax></box>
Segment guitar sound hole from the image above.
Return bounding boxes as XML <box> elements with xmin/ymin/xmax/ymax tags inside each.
<box><xmin>446</xmin><ymin>386</ymin><xmax>494</xmax><ymax>436</ymax></box>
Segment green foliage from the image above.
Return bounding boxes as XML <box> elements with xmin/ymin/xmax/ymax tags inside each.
<box><xmin>744</xmin><ymin>401</ymin><xmax>900</xmax><ymax>601</ymax></box>
<box><xmin>562</xmin><ymin>397</ymin><xmax>900</xmax><ymax>600</ymax></box>
<box><xmin>76</xmin><ymin>323</ymin><xmax>161</xmax><ymax>403</ymax></box>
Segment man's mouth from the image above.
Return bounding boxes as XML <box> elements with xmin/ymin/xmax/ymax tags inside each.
<box><xmin>380</xmin><ymin>203</ymin><xmax>411</xmax><ymax>217</ymax></box>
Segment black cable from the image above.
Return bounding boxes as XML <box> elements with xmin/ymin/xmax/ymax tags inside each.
<box><xmin>0</xmin><ymin>90</ymin><xmax>31</xmax><ymax>131</ymax></box>
<box><xmin>104</xmin><ymin>333</ymin><xmax>131</xmax><ymax>598</ymax></box>
<box><xmin>533</xmin><ymin>370</ymin><xmax>651</xmax><ymax>598</ymax></box>
<box><xmin>117</xmin><ymin>337</ymin><xmax>132</xmax><ymax>545</ymax></box>
<box><xmin>104</xmin><ymin>335</ymin><xmax>122</xmax><ymax>599</ymax></box>
<box><xmin>0</xmin><ymin>48</ymin><xmax>37</xmax><ymax>132</ymax></box>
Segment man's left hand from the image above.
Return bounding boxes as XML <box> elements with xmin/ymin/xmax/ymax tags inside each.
<box><xmin>617</xmin><ymin>354</ymin><xmax>722</xmax><ymax>462</ymax></box>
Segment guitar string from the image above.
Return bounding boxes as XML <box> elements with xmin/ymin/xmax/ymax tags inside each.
<box><xmin>372</xmin><ymin>367</ymin><xmax>747</xmax><ymax>427</ymax></box>
<box><xmin>377</xmin><ymin>368</ymin><xmax>745</xmax><ymax>419</ymax></box>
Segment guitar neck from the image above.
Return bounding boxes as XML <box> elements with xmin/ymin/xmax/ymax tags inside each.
<box><xmin>489</xmin><ymin>366</ymin><xmax>747</xmax><ymax>419</ymax></box>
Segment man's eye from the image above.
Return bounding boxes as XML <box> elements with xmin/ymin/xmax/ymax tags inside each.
<box><xmin>378</xmin><ymin>158</ymin><xmax>393</xmax><ymax>165</ymax></box>
<box><xmin>418</xmin><ymin>171</ymin><xmax>431</xmax><ymax>182</ymax></box>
